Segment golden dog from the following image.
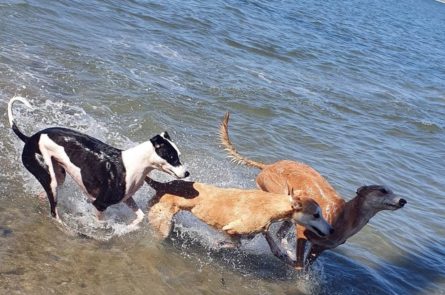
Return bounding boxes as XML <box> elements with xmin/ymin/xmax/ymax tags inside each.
<box><xmin>145</xmin><ymin>177</ymin><xmax>333</xmax><ymax>266</ymax></box>
<box><xmin>219</xmin><ymin>112</ymin><xmax>406</xmax><ymax>269</ymax></box>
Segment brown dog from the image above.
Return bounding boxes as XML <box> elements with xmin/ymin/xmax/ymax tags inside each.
<box><xmin>219</xmin><ymin>112</ymin><xmax>407</xmax><ymax>269</ymax></box>
<box><xmin>145</xmin><ymin>177</ymin><xmax>333</xmax><ymax>266</ymax></box>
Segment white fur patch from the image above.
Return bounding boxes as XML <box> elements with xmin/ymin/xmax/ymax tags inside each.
<box><xmin>122</xmin><ymin>142</ymin><xmax>154</xmax><ymax>197</ymax></box>
<box><xmin>38</xmin><ymin>134</ymin><xmax>92</xmax><ymax>200</ymax></box>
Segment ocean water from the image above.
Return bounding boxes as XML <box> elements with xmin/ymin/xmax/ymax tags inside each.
<box><xmin>1</xmin><ymin>0</ymin><xmax>444</xmax><ymax>294</ymax></box>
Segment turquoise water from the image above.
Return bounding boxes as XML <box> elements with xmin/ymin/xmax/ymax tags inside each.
<box><xmin>1</xmin><ymin>0</ymin><xmax>444</xmax><ymax>294</ymax></box>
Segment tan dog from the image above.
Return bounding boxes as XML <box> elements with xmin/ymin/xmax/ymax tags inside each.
<box><xmin>220</xmin><ymin>112</ymin><xmax>407</xmax><ymax>269</ymax></box>
<box><xmin>145</xmin><ymin>177</ymin><xmax>333</xmax><ymax>266</ymax></box>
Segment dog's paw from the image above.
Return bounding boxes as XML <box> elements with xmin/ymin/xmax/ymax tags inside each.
<box><xmin>127</xmin><ymin>223</ymin><xmax>141</xmax><ymax>232</ymax></box>
<box><xmin>127</xmin><ymin>215</ymin><xmax>145</xmax><ymax>232</ymax></box>
<box><xmin>294</xmin><ymin>262</ymin><xmax>306</xmax><ymax>272</ymax></box>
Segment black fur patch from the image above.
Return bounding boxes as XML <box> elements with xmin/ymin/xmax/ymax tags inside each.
<box><xmin>357</xmin><ymin>185</ymin><xmax>389</xmax><ymax>196</ymax></box>
<box><xmin>150</xmin><ymin>134</ymin><xmax>181</xmax><ymax>167</ymax></box>
<box><xmin>44</xmin><ymin>127</ymin><xmax>127</xmax><ymax>209</ymax></box>
<box><xmin>162</xmin><ymin>131</ymin><xmax>171</xmax><ymax>140</ymax></box>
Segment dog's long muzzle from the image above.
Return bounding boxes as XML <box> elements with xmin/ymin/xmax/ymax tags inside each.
<box><xmin>384</xmin><ymin>196</ymin><xmax>407</xmax><ymax>210</ymax></box>
<box><xmin>165</xmin><ymin>165</ymin><xmax>190</xmax><ymax>179</ymax></box>
<box><xmin>178</xmin><ymin>170</ymin><xmax>190</xmax><ymax>179</ymax></box>
<box><xmin>308</xmin><ymin>219</ymin><xmax>334</xmax><ymax>237</ymax></box>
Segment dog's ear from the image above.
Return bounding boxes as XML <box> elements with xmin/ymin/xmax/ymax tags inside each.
<box><xmin>150</xmin><ymin>134</ymin><xmax>165</xmax><ymax>149</ymax></box>
<box><xmin>289</xmin><ymin>189</ymin><xmax>303</xmax><ymax>211</ymax></box>
<box><xmin>357</xmin><ymin>185</ymin><xmax>370</xmax><ymax>196</ymax></box>
<box><xmin>285</xmin><ymin>181</ymin><xmax>292</xmax><ymax>196</ymax></box>
<box><xmin>161</xmin><ymin>131</ymin><xmax>171</xmax><ymax>140</ymax></box>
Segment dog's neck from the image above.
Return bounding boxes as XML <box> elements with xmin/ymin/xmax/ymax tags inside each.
<box><xmin>267</xmin><ymin>198</ymin><xmax>299</xmax><ymax>225</ymax></box>
<box><xmin>345</xmin><ymin>195</ymin><xmax>379</xmax><ymax>229</ymax></box>
<box><xmin>122</xmin><ymin>141</ymin><xmax>158</xmax><ymax>174</ymax></box>
<box><xmin>323</xmin><ymin>195</ymin><xmax>377</xmax><ymax>244</ymax></box>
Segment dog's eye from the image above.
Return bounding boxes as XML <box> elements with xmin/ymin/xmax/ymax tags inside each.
<box><xmin>169</xmin><ymin>155</ymin><xmax>180</xmax><ymax>166</ymax></box>
<box><xmin>379</xmin><ymin>188</ymin><xmax>388</xmax><ymax>194</ymax></box>
<box><xmin>313</xmin><ymin>213</ymin><xmax>320</xmax><ymax>219</ymax></box>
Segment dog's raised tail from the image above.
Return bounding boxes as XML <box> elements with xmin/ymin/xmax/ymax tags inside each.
<box><xmin>7</xmin><ymin>96</ymin><xmax>33</xmax><ymax>143</ymax></box>
<box><xmin>219</xmin><ymin>112</ymin><xmax>266</xmax><ymax>170</ymax></box>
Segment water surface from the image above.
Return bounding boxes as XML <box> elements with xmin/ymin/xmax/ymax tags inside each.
<box><xmin>1</xmin><ymin>0</ymin><xmax>444</xmax><ymax>294</ymax></box>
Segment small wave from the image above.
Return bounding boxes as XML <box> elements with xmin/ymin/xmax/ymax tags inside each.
<box><xmin>235</xmin><ymin>65</ymin><xmax>273</xmax><ymax>83</ymax></box>
<box><xmin>143</xmin><ymin>43</ymin><xmax>181</xmax><ymax>60</ymax></box>
<box><xmin>412</xmin><ymin>119</ymin><xmax>442</xmax><ymax>133</ymax></box>
<box><xmin>223</xmin><ymin>38</ymin><xmax>292</xmax><ymax>63</ymax></box>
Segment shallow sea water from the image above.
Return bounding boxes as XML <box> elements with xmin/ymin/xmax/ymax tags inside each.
<box><xmin>1</xmin><ymin>0</ymin><xmax>444</xmax><ymax>294</ymax></box>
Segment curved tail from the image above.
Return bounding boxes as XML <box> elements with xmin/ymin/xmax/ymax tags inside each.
<box><xmin>7</xmin><ymin>96</ymin><xmax>33</xmax><ymax>143</ymax></box>
<box><xmin>219</xmin><ymin>112</ymin><xmax>266</xmax><ymax>170</ymax></box>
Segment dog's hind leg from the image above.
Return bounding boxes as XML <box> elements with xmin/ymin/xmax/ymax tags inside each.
<box><xmin>22</xmin><ymin>149</ymin><xmax>59</xmax><ymax>219</ymax></box>
<box><xmin>124</xmin><ymin>197</ymin><xmax>144</xmax><ymax>228</ymax></box>
<box><xmin>52</xmin><ymin>159</ymin><xmax>66</xmax><ymax>186</ymax></box>
<box><xmin>35</xmin><ymin>161</ymin><xmax>65</xmax><ymax>205</ymax></box>
<box><xmin>91</xmin><ymin>199</ymin><xmax>107</xmax><ymax>221</ymax></box>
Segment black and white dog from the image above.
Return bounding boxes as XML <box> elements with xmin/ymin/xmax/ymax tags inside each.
<box><xmin>8</xmin><ymin>96</ymin><xmax>189</xmax><ymax>228</ymax></box>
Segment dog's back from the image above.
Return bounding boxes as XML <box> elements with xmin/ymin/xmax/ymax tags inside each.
<box><xmin>190</xmin><ymin>185</ymin><xmax>295</xmax><ymax>235</ymax></box>
<box><xmin>256</xmin><ymin>160</ymin><xmax>345</xmax><ymax>224</ymax></box>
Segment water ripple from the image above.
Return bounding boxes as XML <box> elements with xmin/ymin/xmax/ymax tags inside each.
<box><xmin>1</xmin><ymin>0</ymin><xmax>444</xmax><ymax>293</ymax></box>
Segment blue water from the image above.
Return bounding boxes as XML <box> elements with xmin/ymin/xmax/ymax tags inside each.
<box><xmin>1</xmin><ymin>0</ymin><xmax>444</xmax><ymax>294</ymax></box>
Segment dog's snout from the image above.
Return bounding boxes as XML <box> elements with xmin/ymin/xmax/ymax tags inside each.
<box><xmin>399</xmin><ymin>198</ymin><xmax>407</xmax><ymax>207</ymax></box>
<box><xmin>184</xmin><ymin>171</ymin><xmax>190</xmax><ymax>178</ymax></box>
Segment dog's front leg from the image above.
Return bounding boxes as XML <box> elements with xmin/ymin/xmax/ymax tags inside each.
<box><xmin>295</xmin><ymin>226</ymin><xmax>308</xmax><ymax>270</ymax></box>
<box><xmin>124</xmin><ymin>197</ymin><xmax>144</xmax><ymax>228</ymax></box>
<box><xmin>263</xmin><ymin>231</ymin><xmax>294</xmax><ymax>267</ymax></box>
<box><xmin>95</xmin><ymin>208</ymin><xmax>105</xmax><ymax>221</ymax></box>
<box><xmin>305</xmin><ymin>245</ymin><xmax>324</xmax><ymax>268</ymax></box>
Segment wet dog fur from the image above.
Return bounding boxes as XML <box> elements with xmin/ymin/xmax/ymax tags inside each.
<box><xmin>7</xmin><ymin>96</ymin><xmax>189</xmax><ymax>228</ymax></box>
<box><xmin>145</xmin><ymin>177</ymin><xmax>333</xmax><ymax>266</ymax></box>
<box><xmin>219</xmin><ymin>112</ymin><xmax>407</xmax><ymax>269</ymax></box>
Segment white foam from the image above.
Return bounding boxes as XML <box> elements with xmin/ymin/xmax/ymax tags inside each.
<box><xmin>56</xmin><ymin>179</ymin><xmax>137</xmax><ymax>240</ymax></box>
<box><xmin>144</xmin><ymin>43</ymin><xmax>181</xmax><ymax>59</ymax></box>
